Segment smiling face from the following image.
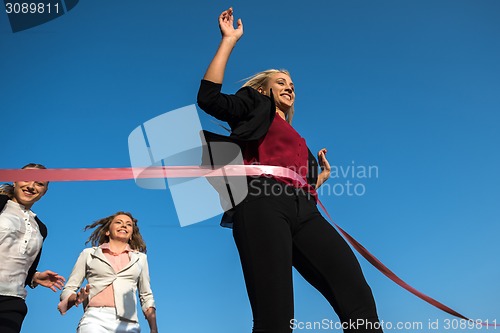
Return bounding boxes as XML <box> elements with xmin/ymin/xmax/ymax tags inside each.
<box><xmin>106</xmin><ymin>214</ymin><xmax>134</xmax><ymax>243</ymax></box>
<box><xmin>261</xmin><ymin>72</ymin><xmax>295</xmax><ymax>112</ymax></box>
<box><xmin>12</xmin><ymin>168</ymin><xmax>48</xmax><ymax>209</ymax></box>
<box><xmin>242</xmin><ymin>69</ymin><xmax>296</xmax><ymax>123</ymax></box>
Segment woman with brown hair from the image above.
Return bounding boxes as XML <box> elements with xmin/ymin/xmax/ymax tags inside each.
<box><xmin>0</xmin><ymin>163</ymin><xmax>65</xmax><ymax>333</ymax></box>
<box><xmin>58</xmin><ymin>211</ymin><xmax>158</xmax><ymax>333</ymax></box>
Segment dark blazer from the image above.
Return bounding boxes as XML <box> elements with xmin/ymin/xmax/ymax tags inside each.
<box><xmin>197</xmin><ymin>80</ymin><xmax>319</xmax><ymax>227</ymax></box>
<box><xmin>0</xmin><ymin>194</ymin><xmax>47</xmax><ymax>287</ymax></box>
<box><xmin>197</xmin><ymin>79</ymin><xmax>319</xmax><ymax>186</ymax></box>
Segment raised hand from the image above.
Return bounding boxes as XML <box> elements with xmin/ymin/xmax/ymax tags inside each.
<box><xmin>219</xmin><ymin>7</ymin><xmax>243</xmax><ymax>42</ymax></box>
<box><xmin>203</xmin><ymin>7</ymin><xmax>244</xmax><ymax>83</ymax></box>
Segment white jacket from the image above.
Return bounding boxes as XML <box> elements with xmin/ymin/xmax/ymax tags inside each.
<box><xmin>60</xmin><ymin>247</ymin><xmax>155</xmax><ymax>322</ymax></box>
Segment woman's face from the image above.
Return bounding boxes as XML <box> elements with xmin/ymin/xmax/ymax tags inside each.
<box><xmin>262</xmin><ymin>72</ymin><xmax>295</xmax><ymax>112</ymax></box>
<box><xmin>106</xmin><ymin>214</ymin><xmax>134</xmax><ymax>243</ymax></box>
<box><xmin>12</xmin><ymin>168</ymin><xmax>48</xmax><ymax>209</ymax></box>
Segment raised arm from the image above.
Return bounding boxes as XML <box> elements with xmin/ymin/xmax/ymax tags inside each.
<box><xmin>203</xmin><ymin>7</ymin><xmax>243</xmax><ymax>84</ymax></box>
<box><xmin>198</xmin><ymin>8</ymin><xmax>254</xmax><ymax>123</ymax></box>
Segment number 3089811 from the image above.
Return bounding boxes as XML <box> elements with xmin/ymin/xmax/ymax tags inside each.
<box><xmin>5</xmin><ymin>2</ymin><xmax>60</xmax><ymax>14</ymax></box>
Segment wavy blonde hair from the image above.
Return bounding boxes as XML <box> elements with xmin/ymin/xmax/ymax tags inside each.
<box><xmin>242</xmin><ymin>69</ymin><xmax>295</xmax><ymax>124</ymax></box>
<box><xmin>0</xmin><ymin>163</ymin><xmax>48</xmax><ymax>199</ymax></box>
<box><xmin>84</xmin><ymin>211</ymin><xmax>147</xmax><ymax>253</ymax></box>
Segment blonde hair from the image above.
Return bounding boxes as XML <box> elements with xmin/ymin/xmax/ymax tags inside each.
<box><xmin>242</xmin><ymin>69</ymin><xmax>295</xmax><ymax>124</ymax></box>
<box><xmin>0</xmin><ymin>163</ymin><xmax>48</xmax><ymax>199</ymax></box>
<box><xmin>84</xmin><ymin>211</ymin><xmax>147</xmax><ymax>253</ymax></box>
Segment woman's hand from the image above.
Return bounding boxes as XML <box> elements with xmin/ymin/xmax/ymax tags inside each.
<box><xmin>74</xmin><ymin>285</ymin><xmax>90</xmax><ymax>306</ymax></box>
<box><xmin>203</xmin><ymin>7</ymin><xmax>243</xmax><ymax>83</ymax></box>
<box><xmin>219</xmin><ymin>7</ymin><xmax>243</xmax><ymax>42</ymax></box>
<box><xmin>33</xmin><ymin>270</ymin><xmax>65</xmax><ymax>291</ymax></box>
<box><xmin>316</xmin><ymin>148</ymin><xmax>331</xmax><ymax>189</ymax></box>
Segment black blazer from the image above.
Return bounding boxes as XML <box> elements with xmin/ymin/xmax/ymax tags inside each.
<box><xmin>0</xmin><ymin>194</ymin><xmax>47</xmax><ymax>287</ymax></box>
<box><xmin>197</xmin><ymin>80</ymin><xmax>320</xmax><ymax>227</ymax></box>
<box><xmin>197</xmin><ymin>79</ymin><xmax>319</xmax><ymax>186</ymax></box>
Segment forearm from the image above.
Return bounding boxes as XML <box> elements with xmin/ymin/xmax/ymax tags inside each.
<box><xmin>203</xmin><ymin>37</ymin><xmax>238</xmax><ymax>84</ymax></box>
<box><xmin>66</xmin><ymin>293</ymin><xmax>79</xmax><ymax>310</ymax></box>
<box><xmin>316</xmin><ymin>177</ymin><xmax>325</xmax><ymax>189</ymax></box>
<box><xmin>315</xmin><ymin>149</ymin><xmax>331</xmax><ymax>189</ymax></box>
<box><xmin>30</xmin><ymin>271</ymin><xmax>40</xmax><ymax>288</ymax></box>
<box><xmin>316</xmin><ymin>171</ymin><xmax>330</xmax><ymax>189</ymax></box>
<box><xmin>58</xmin><ymin>250</ymin><xmax>88</xmax><ymax>314</ymax></box>
<box><xmin>144</xmin><ymin>307</ymin><xmax>158</xmax><ymax>333</ymax></box>
<box><xmin>58</xmin><ymin>292</ymin><xmax>79</xmax><ymax>315</ymax></box>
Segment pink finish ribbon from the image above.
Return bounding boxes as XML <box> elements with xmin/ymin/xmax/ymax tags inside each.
<box><xmin>0</xmin><ymin>166</ymin><xmax>497</xmax><ymax>325</ymax></box>
<box><xmin>0</xmin><ymin>166</ymin><xmax>305</xmax><ymax>183</ymax></box>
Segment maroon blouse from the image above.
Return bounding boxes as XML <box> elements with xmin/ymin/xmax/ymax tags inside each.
<box><xmin>243</xmin><ymin>114</ymin><xmax>317</xmax><ymax>197</ymax></box>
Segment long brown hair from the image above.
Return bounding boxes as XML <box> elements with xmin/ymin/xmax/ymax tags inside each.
<box><xmin>0</xmin><ymin>163</ymin><xmax>48</xmax><ymax>199</ymax></box>
<box><xmin>84</xmin><ymin>211</ymin><xmax>147</xmax><ymax>253</ymax></box>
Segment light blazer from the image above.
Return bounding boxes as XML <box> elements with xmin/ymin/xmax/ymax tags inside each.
<box><xmin>60</xmin><ymin>246</ymin><xmax>155</xmax><ymax>322</ymax></box>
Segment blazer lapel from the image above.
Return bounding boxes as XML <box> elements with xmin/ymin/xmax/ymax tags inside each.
<box><xmin>118</xmin><ymin>251</ymin><xmax>140</xmax><ymax>273</ymax></box>
<box><xmin>90</xmin><ymin>247</ymin><xmax>114</xmax><ymax>270</ymax></box>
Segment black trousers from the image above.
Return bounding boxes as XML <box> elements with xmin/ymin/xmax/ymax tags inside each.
<box><xmin>232</xmin><ymin>179</ymin><xmax>383</xmax><ymax>333</ymax></box>
<box><xmin>0</xmin><ymin>295</ymin><xmax>28</xmax><ymax>333</ymax></box>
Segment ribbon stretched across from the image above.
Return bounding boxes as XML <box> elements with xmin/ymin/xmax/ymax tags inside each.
<box><xmin>0</xmin><ymin>166</ymin><xmax>303</xmax><ymax>183</ymax></box>
<box><xmin>0</xmin><ymin>166</ymin><xmax>496</xmax><ymax>325</ymax></box>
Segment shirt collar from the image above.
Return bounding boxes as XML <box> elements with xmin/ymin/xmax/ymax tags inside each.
<box><xmin>100</xmin><ymin>242</ymin><xmax>132</xmax><ymax>255</ymax></box>
<box><xmin>7</xmin><ymin>199</ymin><xmax>37</xmax><ymax>218</ymax></box>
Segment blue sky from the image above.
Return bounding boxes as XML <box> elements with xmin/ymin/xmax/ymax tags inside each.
<box><xmin>1</xmin><ymin>1</ymin><xmax>499</xmax><ymax>332</ymax></box>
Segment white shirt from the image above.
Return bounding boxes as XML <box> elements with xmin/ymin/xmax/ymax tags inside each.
<box><xmin>0</xmin><ymin>200</ymin><xmax>43</xmax><ymax>299</ymax></box>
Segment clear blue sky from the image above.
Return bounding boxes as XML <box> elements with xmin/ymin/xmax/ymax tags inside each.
<box><xmin>1</xmin><ymin>1</ymin><xmax>499</xmax><ymax>332</ymax></box>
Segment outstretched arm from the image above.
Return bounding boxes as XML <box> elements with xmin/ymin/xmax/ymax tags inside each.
<box><xmin>32</xmin><ymin>270</ymin><xmax>65</xmax><ymax>291</ymax></box>
<box><xmin>203</xmin><ymin>7</ymin><xmax>243</xmax><ymax>84</ymax></box>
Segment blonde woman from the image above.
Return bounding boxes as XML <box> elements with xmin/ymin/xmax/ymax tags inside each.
<box><xmin>0</xmin><ymin>163</ymin><xmax>65</xmax><ymax>333</ymax></box>
<box><xmin>58</xmin><ymin>212</ymin><xmax>158</xmax><ymax>333</ymax></box>
<box><xmin>197</xmin><ymin>8</ymin><xmax>383</xmax><ymax>333</ymax></box>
